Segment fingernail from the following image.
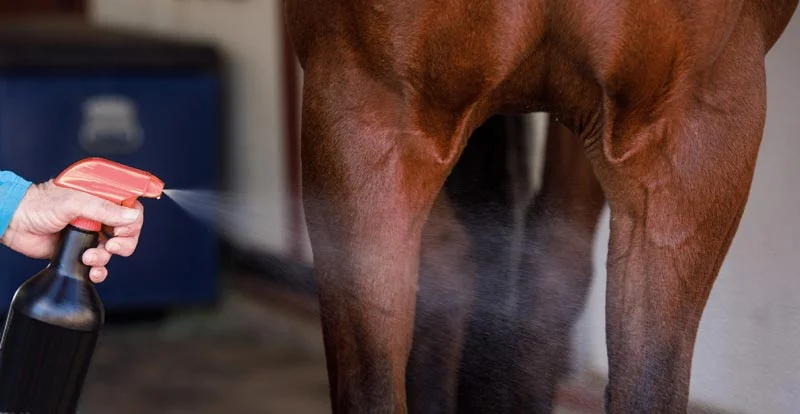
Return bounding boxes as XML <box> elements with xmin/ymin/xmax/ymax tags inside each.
<box><xmin>85</xmin><ymin>253</ymin><xmax>97</xmax><ymax>263</ymax></box>
<box><xmin>106</xmin><ymin>241</ymin><xmax>120</xmax><ymax>252</ymax></box>
<box><xmin>122</xmin><ymin>209</ymin><xmax>140</xmax><ymax>220</ymax></box>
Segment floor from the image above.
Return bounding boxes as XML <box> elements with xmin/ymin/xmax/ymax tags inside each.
<box><xmin>82</xmin><ymin>286</ymin><xmax>331</xmax><ymax>414</ymax></box>
<box><xmin>78</xmin><ymin>278</ymin><xmax>714</xmax><ymax>414</ymax></box>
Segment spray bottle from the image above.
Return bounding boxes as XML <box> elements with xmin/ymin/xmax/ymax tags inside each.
<box><xmin>0</xmin><ymin>157</ymin><xmax>164</xmax><ymax>414</ymax></box>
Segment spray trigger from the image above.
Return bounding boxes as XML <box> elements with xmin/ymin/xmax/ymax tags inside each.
<box><xmin>53</xmin><ymin>157</ymin><xmax>165</xmax><ymax>232</ymax></box>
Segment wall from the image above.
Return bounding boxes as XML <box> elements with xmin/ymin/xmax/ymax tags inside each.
<box><xmin>574</xmin><ymin>11</ymin><xmax>800</xmax><ymax>414</ymax></box>
<box><xmin>90</xmin><ymin>0</ymin><xmax>298</xmax><ymax>257</ymax></box>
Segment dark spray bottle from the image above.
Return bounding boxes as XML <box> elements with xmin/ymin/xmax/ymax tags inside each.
<box><xmin>0</xmin><ymin>157</ymin><xmax>164</xmax><ymax>413</ymax></box>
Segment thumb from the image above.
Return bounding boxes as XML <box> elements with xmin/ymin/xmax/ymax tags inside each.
<box><xmin>64</xmin><ymin>192</ymin><xmax>141</xmax><ymax>228</ymax></box>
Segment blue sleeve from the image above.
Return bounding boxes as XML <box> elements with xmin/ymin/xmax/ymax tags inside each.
<box><xmin>0</xmin><ymin>171</ymin><xmax>32</xmax><ymax>239</ymax></box>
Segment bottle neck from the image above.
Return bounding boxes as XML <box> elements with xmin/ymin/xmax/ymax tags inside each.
<box><xmin>53</xmin><ymin>225</ymin><xmax>99</xmax><ymax>278</ymax></box>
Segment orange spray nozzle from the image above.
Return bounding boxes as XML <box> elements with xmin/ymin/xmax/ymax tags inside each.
<box><xmin>53</xmin><ymin>157</ymin><xmax>165</xmax><ymax>232</ymax></box>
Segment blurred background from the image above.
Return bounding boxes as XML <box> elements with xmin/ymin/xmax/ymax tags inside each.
<box><xmin>0</xmin><ymin>1</ymin><xmax>797</xmax><ymax>413</ymax></box>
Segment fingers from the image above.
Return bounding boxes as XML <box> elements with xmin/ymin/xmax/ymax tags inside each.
<box><xmin>42</xmin><ymin>183</ymin><xmax>149</xmax><ymax>284</ymax></box>
<box><xmin>81</xmin><ymin>201</ymin><xmax>145</xmax><ymax>283</ymax></box>
<box><xmin>83</xmin><ymin>242</ymin><xmax>111</xmax><ymax>283</ymax></box>
<box><xmin>83</xmin><ymin>244</ymin><xmax>112</xmax><ymax>267</ymax></box>
<box><xmin>89</xmin><ymin>267</ymin><xmax>108</xmax><ymax>283</ymax></box>
<box><xmin>104</xmin><ymin>236</ymin><xmax>138</xmax><ymax>257</ymax></box>
<box><xmin>106</xmin><ymin>201</ymin><xmax>143</xmax><ymax>257</ymax></box>
<box><xmin>112</xmin><ymin>201</ymin><xmax>144</xmax><ymax>237</ymax></box>
<box><xmin>62</xmin><ymin>189</ymin><xmax>141</xmax><ymax>228</ymax></box>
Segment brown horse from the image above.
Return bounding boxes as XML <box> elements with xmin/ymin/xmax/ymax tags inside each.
<box><xmin>283</xmin><ymin>0</ymin><xmax>799</xmax><ymax>412</ymax></box>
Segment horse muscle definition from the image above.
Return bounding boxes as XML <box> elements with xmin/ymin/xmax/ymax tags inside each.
<box><xmin>283</xmin><ymin>1</ymin><xmax>799</xmax><ymax>412</ymax></box>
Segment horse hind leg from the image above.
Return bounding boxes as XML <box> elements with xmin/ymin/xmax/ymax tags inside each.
<box><xmin>406</xmin><ymin>189</ymin><xmax>477</xmax><ymax>414</ymax></box>
<box><xmin>590</xmin><ymin>32</ymin><xmax>770</xmax><ymax>412</ymax></box>
<box><xmin>412</xmin><ymin>112</ymin><xmax>602</xmax><ymax>414</ymax></box>
<box><xmin>299</xmin><ymin>55</ymin><xmax>480</xmax><ymax>411</ymax></box>
<box><xmin>446</xmin><ymin>114</ymin><xmax>535</xmax><ymax>413</ymax></box>
<box><xmin>511</xmin><ymin>118</ymin><xmax>606</xmax><ymax>412</ymax></box>
<box><xmin>441</xmin><ymin>114</ymin><xmax>602</xmax><ymax>413</ymax></box>
<box><xmin>406</xmin><ymin>114</ymin><xmax>529</xmax><ymax>414</ymax></box>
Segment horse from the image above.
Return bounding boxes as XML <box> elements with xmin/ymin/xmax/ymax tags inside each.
<box><xmin>283</xmin><ymin>0</ymin><xmax>799</xmax><ymax>412</ymax></box>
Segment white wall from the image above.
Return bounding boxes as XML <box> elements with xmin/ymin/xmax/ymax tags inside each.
<box><xmin>90</xmin><ymin>0</ymin><xmax>297</xmax><ymax>257</ymax></box>
<box><xmin>575</xmin><ymin>11</ymin><xmax>800</xmax><ymax>414</ymax></box>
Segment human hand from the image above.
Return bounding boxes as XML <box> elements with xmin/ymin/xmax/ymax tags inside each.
<box><xmin>0</xmin><ymin>180</ymin><xmax>144</xmax><ymax>283</ymax></box>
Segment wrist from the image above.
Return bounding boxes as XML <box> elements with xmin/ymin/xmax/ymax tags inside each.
<box><xmin>0</xmin><ymin>172</ymin><xmax>33</xmax><ymax>245</ymax></box>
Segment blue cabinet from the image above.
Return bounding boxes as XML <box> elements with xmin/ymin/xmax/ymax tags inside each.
<box><xmin>0</xmin><ymin>21</ymin><xmax>222</xmax><ymax>312</ymax></box>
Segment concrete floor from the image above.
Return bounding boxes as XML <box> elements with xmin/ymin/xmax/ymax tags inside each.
<box><xmin>78</xmin><ymin>280</ymin><xmax>736</xmax><ymax>413</ymax></box>
<box><xmin>82</xmin><ymin>288</ymin><xmax>331</xmax><ymax>413</ymax></box>
<box><xmin>78</xmin><ymin>283</ymin><xmax>606</xmax><ymax>413</ymax></box>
